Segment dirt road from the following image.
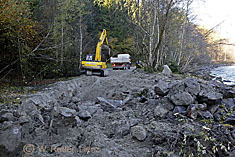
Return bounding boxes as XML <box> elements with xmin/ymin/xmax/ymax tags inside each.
<box><xmin>78</xmin><ymin>68</ymin><xmax>156</xmax><ymax>101</ymax></box>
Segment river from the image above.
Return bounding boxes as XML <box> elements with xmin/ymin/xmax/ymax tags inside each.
<box><xmin>210</xmin><ymin>65</ymin><xmax>235</xmax><ymax>85</ymax></box>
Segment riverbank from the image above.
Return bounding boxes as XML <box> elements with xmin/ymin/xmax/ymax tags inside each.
<box><xmin>0</xmin><ymin>69</ymin><xmax>235</xmax><ymax>156</ymax></box>
<box><xmin>187</xmin><ymin>63</ymin><xmax>235</xmax><ymax>85</ymax></box>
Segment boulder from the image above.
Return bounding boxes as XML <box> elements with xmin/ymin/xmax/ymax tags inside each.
<box><xmin>55</xmin><ymin>106</ymin><xmax>76</xmax><ymax>117</ymax></box>
<box><xmin>71</xmin><ymin>96</ymin><xmax>80</xmax><ymax>103</ymax></box>
<box><xmin>170</xmin><ymin>92</ymin><xmax>194</xmax><ymax>106</ymax></box>
<box><xmin>157</xmin><ymin>97</ymin><xmax>174</xmax><ymax>111</ymax></box>
<box><xmin>86</xmin><ymin>106</ymin><xmax>99</xmax><ymax>116</ymax></box>
<box><xmin>113</xmin><ymin>120</ymin><xmax>131</xmax><ymax>137</ymax></box>
<box><xmin>0</xmin><ymin>124</ymin><xmax>22</xmax><ymax>153</ymax></box>
<box><xmin>147</xmin><ymin>121</ymin><xmax>177</xmax><ymax>145</ymax></box>
<box><xmin>168</xmin><ymin>80</ymin><xmax>185</xmax><ymax>95</ymax></box>
<box><xmin>154</xmin><ymin>80</ymin><xmax>170</xmax><ymax>96</ymax></box>
<box><xmin>18</xmin><ymin>115</ymin><xmax>31</xmax><ymax>124</ymax></box>
<box><xmin>199</xmin><ymin>91</ymin><xmax>223</xmax><ymax>104</ymax></box>
<box><xmin>97</xmin><ymin>97</ymin><xmax>122</xmax><ymax>111</ymax></box>
<box><xmin>173</xmin><ymin>106</ymin><xmax>187</xmax><ymax>114</ymax></box>
<box><xmin>221</xmin><ymin>98</ymin><xmax>235</xmax><ymax>109</ymax></box>
<box><xmin>18</xmin><ymin>100</ymin><xmax>38</xmax><ymax>116</ymax></box>
<box><xmin>131</xmin><ymin>125</ymin><xmax>147</xmax><ymax>141</ymax></box>
<box><xmin>78</xmin><ymin>110</ymin><xmax>92</xmax><ymax>120</ymax></box>
<box><xmin>21</xmin><ymin>94</ymin><xmax>54</xmax><ymax>111</ymax></box>
<box><xmin>162</xmin><ymin>65</ymin><xmax>172</xmax><ymax>75</ymax></box>
<box><xmin>1</xmin><ymin>113</ymin><xmax>15</xmax><ymax>121</ymax></box>
<box><xmin>184</xmin><ymin>78</ymin><xmax>201</xmax><ymax>95</ymax></box>
<box><xmin>154</xmin><ymin>106</ymin><xmax>168</xmax><ymax>118</ymax></box>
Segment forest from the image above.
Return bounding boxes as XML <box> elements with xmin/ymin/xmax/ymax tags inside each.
<box><xmin>0</xmin><ymin>0</ymin><xmax>232</xmax><ymax>83</ymax></box>
<box><xmin>1</xmin><ymin>1</ymin><xmax>235</xmax><ymax>156</ymax></box>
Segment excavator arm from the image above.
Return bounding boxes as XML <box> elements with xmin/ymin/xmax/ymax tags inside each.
<box><xmin>81</xmin><ymin>29</ymin><xmax>109</xmax><ymax>76</ymax></box>
<box><xmin>95</xmin><ymin>29</ymin><xmax>108</xmax><ymax>61</ymax></box>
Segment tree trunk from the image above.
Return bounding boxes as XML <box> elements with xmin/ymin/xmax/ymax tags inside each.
<box><xmin>17</xmin><ymin>38</ymin><xmax>24</xmax><ymax>83</ymax></box>
<box><xmin>79</xmin><ymin>16</ymin><xmax>83</xmax><ymax>69</ymax></box>
<box><xmin>60</xmin><ymin>6</ymin><xmax>64</xmax><ymax>65</ymax></box>
<box><xmin>178</xmin><ymin>1</ymin><xmax>190</xmax><ymax>66</ymax></box>
<box><xmin>178</xmin><ymin>20</ymin><xmax>186</xmax><ymax>66</ymax></box>
<box><xmin>153</xmin><ymin>0</ymin><xmax>174</xmax><ymax>69</ymax></box>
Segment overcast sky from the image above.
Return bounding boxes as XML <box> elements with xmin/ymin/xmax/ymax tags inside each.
<box><xmin>192</xmin><ymin>0</ymin><xmax>235</xmax><ymax>43</ymax></box>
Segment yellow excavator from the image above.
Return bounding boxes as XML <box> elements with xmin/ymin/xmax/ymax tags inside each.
<box><xmin>81</xmin><ymin>29</ymin><xmax>110</xmax><ymax>76</ymax></box>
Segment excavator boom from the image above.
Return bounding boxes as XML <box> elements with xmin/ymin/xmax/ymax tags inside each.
<box><xmin>95</xmin><ymin>29</ymin><xmax>108</xmax><ymax>61</ymax></box>
<box><xmin>81</xmin><ymin>29</ymin><xmax>110</xmax><ymax>76</ymax></box>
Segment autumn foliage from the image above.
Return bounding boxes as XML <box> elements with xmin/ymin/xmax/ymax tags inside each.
<box><xmin>0</xmin><ymin>0</ymin><xmax>36</xmax><ymax>56</ymax></box>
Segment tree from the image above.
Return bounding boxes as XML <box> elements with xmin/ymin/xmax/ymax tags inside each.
<box><xmin>0</xmin><ymin>0</ymin><xmax>37</xmax><ymax>81</ymax></box>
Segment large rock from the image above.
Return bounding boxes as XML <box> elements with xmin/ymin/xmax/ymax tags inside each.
<box><xmin>131</xmin><ymin>125</ymin><xmax>147</xmax><ymax>141</ymax></box>
<box><xmin>173</xmin><ymin>106</ymin><xmax>187</xmax><ymax>114</ymax></box>
<box><xmin>54</xmin><ymin>106</ymin><xmax>77</xmax><ymax>117</ymax></box>
<box><xmin>162</xmin><ymin>65</ymin><xmax>172</xmax><ymax>75</ymax></box>
<box><xmin>221</xmin><ymin>98</ymin><xmax>235</xmax><ymax>109</ymax></box>
<box><xmin>199</xmin><ymin>91</ymin><xmax>223</xmax><ymax>104</ymax></box>
<box><xmin>157</xmin><ymin>97</ymin><xmax>174</xmax><ymax>111</ymax></box>
<box><xmin>71</xmin><ymin>96</ymin><xmax>80</xmax><ymax>103</ymax></box>
<box><xmin>1</xmin><ymin>113</ymin><xmax>15</xmax><ymax>121</ymax></box>
<box><xmin>78</xmin><ymin>110</ymin><xmax>92</xmax><ymax>120</ymax></box>
<box><xmin>147</xmin><ymin>121</ymin><xmax>177</xmax><ymax>145</ymax></box>
<box><xmin>170</xmin><ymin>92</ymin><xmax>194</xmax><ymax>106</ymax></box>
<box><xmin>0</xmin><ymin>123</ymin><xmax>22</xmax><ymax>154</ymax></box>
<box><xmin>97</xmin><ymin>97</ymin><xmax>119</xmax><ymax>108</ymax></box>
<box><xmin>18</xmin><ymin>100</ymin><xmax>38</xmax><ymax>116</ymax></box>
<box><xmin>18</xmin><ymin>115</ymin><xmax>31</xmax><ymax>124</ymax></box>
<box><xmin>97</xmin><ymin>97</ymin><xmax>122</xmax><ymax>112</ymax></box>
<box><xmin>184</xmin><ymin>78</ymin><xmax>201</xmax><ymax>95</ymax></box>
<box><xmin>112</xmin><ymin>120</ymin><xmax>131</xmax><ymax>137</ymax></box>
<box><xmin>18</xmin><ymin>101</ymin><xmax>45</xmax><ymax>124</ymax></box>
<box><xmin>154</xmin><ymin>80</ymin><xmax>170</xmax><ymax>96</ymax></box>
<box><xmin>154</xmin><ymin>105</ymin><xmax>168</xmax><ymax>118</ymax></box>
<box><xmin>168</xmin><ymin>80</ymin><xmax>185</xmax><ymax>95</ymax></box>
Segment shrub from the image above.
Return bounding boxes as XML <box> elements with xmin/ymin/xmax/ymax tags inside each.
<box><xmin>169</xmin><ymin>61</ymin><xmax>180</xmax><ymax>73</ymax></box>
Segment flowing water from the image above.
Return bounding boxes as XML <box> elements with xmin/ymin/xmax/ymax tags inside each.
<box><xmin>210</xmin><ymin>65</ymin><xmax>235</xmax><ymax>85</ymax></box>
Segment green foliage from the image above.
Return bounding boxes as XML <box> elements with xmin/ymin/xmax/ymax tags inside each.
<box><xmin>156</xmin><ymin>65</ymin><xmax>163</xmax><ymax>72</ymax></box>
<box><xmin>144</xmin><ymin>65</ymin><xmax>154</xmax><ymax>73</ymax></box>
<box><xmin>168</xmin><ymin>61</ymin><xmax>180</xmax><ymax>73</ymax></box>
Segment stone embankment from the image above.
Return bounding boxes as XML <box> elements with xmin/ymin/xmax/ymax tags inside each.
<box><xmin>0</xmin><ymin>68</ymin><xmax>235</xmax><ymax>156</ymax></box>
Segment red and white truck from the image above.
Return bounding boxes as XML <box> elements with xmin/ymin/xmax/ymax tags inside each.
<box><xmin>110</xmin><ymin>54</ymin><xmax>131</xmax><ymax>70</ymax></box>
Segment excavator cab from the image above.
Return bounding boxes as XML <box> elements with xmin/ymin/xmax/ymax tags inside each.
<box><xmin>81</xmin><ymin>29</ymin><xmax>110</xmax><ymax>76</ymax></box>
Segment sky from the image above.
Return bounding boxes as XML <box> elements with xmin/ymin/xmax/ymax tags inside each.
<box><xmin>192</xmin><ymin>0</ymin><xmax>235</xmax><ymax>43</ymax></box>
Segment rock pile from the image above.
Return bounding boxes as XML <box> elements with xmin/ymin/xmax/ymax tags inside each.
<box><xmin>0</xmin><ymin>71</ymin><xmax>234</xmax><ymax>156</ymax></box>
<box><xmin>153</xmin><ymin>77</ymin><xmax>235</xmax><ymax>123</ymax></box>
